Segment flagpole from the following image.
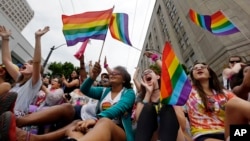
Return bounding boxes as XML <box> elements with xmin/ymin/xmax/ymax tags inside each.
<box><xmin>131</xmin><ymin>46</ymin><xmax>142</xmax><ymax>52</ymax></box>
<box><xmin>221</xmin><ymin>10</ymin><xmax>250</xmax><ymax>43</ymax></box>
<box><xmin>98</xmin><ymin>6</ymin><xmax>115</xmax><ymax>62</ymax></box>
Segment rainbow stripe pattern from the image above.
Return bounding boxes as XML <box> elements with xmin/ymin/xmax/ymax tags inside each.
<box><xmin>62</xmin><ymin>8</ymin><xmax>113</xmax><ymax>46</ymax></box>
<box><xmin>211</xmin><ymin>10</ymin><xmax>240</xmax><ymax>35</ymax></box>
<box><xmin>161</xmin><ymin>42</ymin><xmax>192</xmax><ymax>106</ymax></box>
<box><xmin>109</xmin><ymin>13</ymin><xmax>132</xmax><ymax>46</ymax></box>
<box><xmin>189</xmin><ymin>9</ymin><xmax>211</xmax><ymax>32</ymax></box>
<box><xmin>189</xmin><ymin>9</ymin><xmax>240</xmax><ymax>36</ymax></box>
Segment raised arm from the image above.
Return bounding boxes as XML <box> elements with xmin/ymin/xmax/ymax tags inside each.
<box><xmin>104</xmin><ymin>56</ymin><xmax>112</xmax><ymax>74</ymax></box>
<box><xmin>232</xmin><ymin>66</ymin><xmax>250</xmax><ymax>100</ymax></box>
<box><xmin>32</xmin><ymin>26</ymin><xmax>50</xmax><ymax>86</ymax></box>
<box><xmin>144</xmin><ymin>51</ymin><xmax>162</xmax><ymax>68</ymax></box>
<box><xmin>133</xmin><ymin>67</ymin><xmax>141</xmax><ymax>93</ymax></box>
<box><xmin>0</xmin><ymin>26</ymin><xmax>20</xmax><ymax>81</ymax></box>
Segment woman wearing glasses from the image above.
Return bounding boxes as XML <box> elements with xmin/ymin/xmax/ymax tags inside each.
<box><xmin>187</xmin><ymin>62</ymin><xmax>235</xmax><ymax>141</ymax></box>
<box><xmin>64</xmin><ymin>62</ymin><xmax>135</xmax><ymax>141</ymax></box>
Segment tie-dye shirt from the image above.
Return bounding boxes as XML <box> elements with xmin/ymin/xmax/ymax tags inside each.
<box><xmin>186</xmin><ymin>87</ymin><xmax>235</xmax><ymax>139</ymax></box>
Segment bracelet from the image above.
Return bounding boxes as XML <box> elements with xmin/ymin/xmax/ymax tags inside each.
<box><xmin>151</xmin><ymin>54</ymin><xmax>159</xmax><ymax>62</ymax></box>
<box><xmin>104</xmin><ymin>64</ymin><xmax>108</xmax><ymax>68</ymax></box>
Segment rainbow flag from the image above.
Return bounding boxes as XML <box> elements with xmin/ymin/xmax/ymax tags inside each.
<box><xmin>189</xmin><ymin>9</ymin><xmax>211</xmax><ymax>32</ymax></box>
<box><xmin>62</xmin><ymin>8</ymin><xmax>113</xmax><ymax>46</ymax></box>
<box><xmin>109</xmin><ymin>13</ymin><xmax>132</xmax><ymax>46</ymax></box>
<box><xmin>211</xmin><ymin>10</ymin><xmax>240</xmax><ymax>35</ymax></box>
<box><xmin>161</xmin><ymin>42</ymin><xmax>192</xmax><ymax>106</ymax></box>
<box><xmin>189</xmin><ymin>9</ymin><xmax>240</xmax><ymax>36</ymax></box>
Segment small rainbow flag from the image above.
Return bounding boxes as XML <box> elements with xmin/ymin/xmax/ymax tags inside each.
<box><xmin>211</xmin><ymin>10</ymin><xmax>240</xmax><ymax>35</ymax></box>
<box><xmin>189</xmin><ymin>9</ymin><xmax>240</xmax><ymax>36</ymax></box>
<box><xmin>161</xmin><ymin>42</ymin><xmax>192</xmax><ymax>106</ymax></box>
<box><xmin>189</xmin><ymin>9</ymin><xmax>211</xmax><ymax>32</ymax></box>
<box><xmin>109</xmin><ymin>13</ymin><xmax>132</xmax><ymax>46</ymax></box>
<box><xmin>62</xmin><ymin>7</ymin><xmax>113</xmax><ymax>46</ymax></box>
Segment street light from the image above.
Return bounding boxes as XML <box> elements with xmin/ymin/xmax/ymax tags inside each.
<box><xmin>43</xmin><ymin>43</ymin><xmax>66</xmax><ymax>68</ymax></box>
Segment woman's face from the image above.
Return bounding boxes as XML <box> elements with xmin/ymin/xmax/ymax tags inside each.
<box><xmin>50</xmin><ymin>78</ymin><xmax>60</xmax><ymax>89</ymax></box>
<box><xmin>19</xmin><ymin>61</ymin><xmax>33</xmax><ymax>75</ymax></box>
<box><xmin>141</xmin><ymin>69</ymin><xmax>159</xmax><ymax>86</ymax></box>
<box><xmin>71</xmin><ymin>71</ymin><xmax>78</xmax><ymax>78</ymax></box>
<box><xmin>109</xmin><ymin>69</ymin><xmax>123</xmax><ymax>85</ymax></box>
<box><xmin>192</xmin><ymin>64</ymin><xmax>210</xmax><ymax>81</ymax></box>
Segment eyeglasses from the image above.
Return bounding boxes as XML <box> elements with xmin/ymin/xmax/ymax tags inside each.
<box><xmin>229</xmin><ymin>60</ymin><xmax>241</xmax><ymax>64</ymax></box>
<box><xmin>192</xmin><ymin>65</ymin><xmax>208</xmax><ymax>71</ymax></box>
<box><xmin>110</xmin><ymin>71</ymin><xmax>121</xmax><ymax>76</ymax></box>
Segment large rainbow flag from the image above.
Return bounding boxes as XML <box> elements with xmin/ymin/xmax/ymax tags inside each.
<box><xmin>109</xmin><ymin>13</ymin><xmax>132</xmax><ymax>46</ymax></box>
<box><xmin>62</xmin><ymin>8</ymin><xmax>113</xmax><ymax>46</ymax></box>
<box><xmin>161</xmin><ymin>42</ymin><xmax>192</xmax><ymax>106</ymax></box>
<box><xmin>189</xmin><ymin>9</ymin><xmax>240</xmax><ymax>36</ymax></box>
<box><xmin>211</xmin><ymin>10</ymin><xmax>240</xmax><ymax>35</ymax></box>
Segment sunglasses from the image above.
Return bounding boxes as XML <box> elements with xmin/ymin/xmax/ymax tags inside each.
<box><xmin>229</xmin><ymin>60</ymin><xmax>241</xmax><ymax>64</ymax></box>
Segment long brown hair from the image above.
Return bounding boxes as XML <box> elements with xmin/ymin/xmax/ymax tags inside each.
<box><xmin>190</xmin><ymin>62</ymin><xmax>226</xmax><ymax>111</ymax></box>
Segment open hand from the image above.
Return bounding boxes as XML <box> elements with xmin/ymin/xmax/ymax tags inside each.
<box><xmin>35</xmin><ymin>26</ymin><xmax>50</xmax><ymax>37</ymax></box>
<box><xmin>0</xmin><ymin>25</ymin><xmax>11</xmax><ymax>38</ymax></box>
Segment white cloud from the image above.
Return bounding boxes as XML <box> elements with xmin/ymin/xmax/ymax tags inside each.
<box><xmin>21</xmin><ymin>0</ymin><xmax>155</xmax><ymax>76</ymax></box>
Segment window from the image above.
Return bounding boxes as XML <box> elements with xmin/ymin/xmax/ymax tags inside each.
<box><xmin>191</xmin><ymin>52</ymin><xmax>197</xmax><ymax>62</ymax></box>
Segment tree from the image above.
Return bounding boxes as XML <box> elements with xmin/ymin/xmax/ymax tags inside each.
<box><xmin>48</xmin><ymin>61</ymin><xmax>76</xmax><ymax>78</ymax></box>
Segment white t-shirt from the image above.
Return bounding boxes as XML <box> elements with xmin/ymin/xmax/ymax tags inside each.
<box><xmin>99</xmin><ymin>88</ymin><xmax>123</xmax><ymax>124</ymax></box>
<box><xmin>11</xmin><ymin>78</ymin><xmax>42</xmax><ymax>117</ymax></box>
<box><xmin>80</xmin><ymin>99</ymin><xmax>98</xmax><ymax>120</ymax></box>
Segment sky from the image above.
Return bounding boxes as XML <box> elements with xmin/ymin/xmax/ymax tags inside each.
<box><xmin>21</xmin><ymin>0</ymin><xmax>155</xmax><ymax>77</ymax></box>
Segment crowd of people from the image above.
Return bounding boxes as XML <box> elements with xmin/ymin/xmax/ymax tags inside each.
<box><xmin>0</xmin><ymin>25</ymin><xmax>250</xmax><ymax>141</ymax></box>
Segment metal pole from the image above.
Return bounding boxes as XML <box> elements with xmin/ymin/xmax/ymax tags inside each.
<box><xmin>43</xmin><ymin>43</ymin><xmax>67</xmax><ymax>68</ymax></box>
<box><xmin>43</xmin><ymin>46</ymin><xmax>55</xmax><ymax>68</ymax></box>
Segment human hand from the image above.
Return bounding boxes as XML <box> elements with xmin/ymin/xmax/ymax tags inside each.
<box><xmin>35</xmin><ymin>26</ymin><xmax>50</xmax><ymax>38</ymax></box>
<box><xmin>0</xmin><ymin>25</ymin><xmax>11</xmax><ymax>39</ymax></box>
<box><xmin>140</xmin><ymin>78</ymin><xmax>155</xmax><ymax>94</ymax></box>
<box><xmin>90</xmin><ymin>61</ymin><xmax>101</xmax><ymax>80</ymax></box>
<box><xmin>144</xmin><ymin>51</ymin><xmax>155</xmax><ymax>58</ymax></box>
<box><xmin>74</xmin><ymin>119</ymin><xmax>96</xmax><ymax>133</ymax></box>
<box><xmin>89</xmin><ymin>61</ymin><xmax>92</xmax><ymax>67</ymax></box>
